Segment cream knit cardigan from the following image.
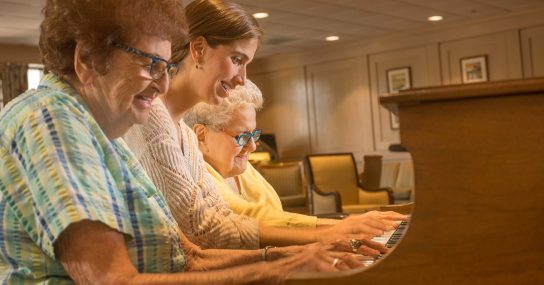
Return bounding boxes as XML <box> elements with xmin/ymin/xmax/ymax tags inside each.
<box><xmin>123</xmin><ymin>100</ymin><xmax>259</xmax><ymax>249</ymax></box>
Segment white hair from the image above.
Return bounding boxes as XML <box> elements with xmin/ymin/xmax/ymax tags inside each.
<box><xmin>184</xmin><ymin>79</ymin><xmax>263</xmax><ymax>129</ymax></box>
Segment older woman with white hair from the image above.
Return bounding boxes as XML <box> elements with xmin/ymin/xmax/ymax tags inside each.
<box><xmin>184</xmin><ymin>80</ymin><xmax>407</xmax><ymax>234</ymax></box>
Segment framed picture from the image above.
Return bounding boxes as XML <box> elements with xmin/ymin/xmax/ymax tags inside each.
<box><xmin>386</xmin><ymin>67</ymin><xmax>411</xmax><ymax>129</ymax></box>
<box><xmin>460</xmin><ymin>55</ymin><xmax>488</xmax><ymax>83</ymax></box>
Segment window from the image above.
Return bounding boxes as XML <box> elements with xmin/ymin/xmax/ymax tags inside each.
<box><xmin>27</xmin><ymin>63</ymin><xmax>44</xmax><ymax>90</ymax></box>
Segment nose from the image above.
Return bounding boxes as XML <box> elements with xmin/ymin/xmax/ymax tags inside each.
<box><xmin>244</xmin><ymin>137</ymin><xmax>257</xmax><ymax>153</ymax></box>
<box><xmin>233</xmin><ymin>65</ymin><xmax>247</xmax><ymax>87</ymax></box>
<box><xmin>154</xmin><ymin>72</ymin><xmax>170</xmax><ymax>94</ymax></box>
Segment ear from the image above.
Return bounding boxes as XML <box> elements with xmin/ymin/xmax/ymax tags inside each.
<box><xmin>73</xmin><ymin>42</ymin><xmax>95</xmax><ymax>85</ymax></box>
<box><xmin>189</xmin><ymin>36</ymin><xmax>208</xmax><ymax>66</ymax></box>
<box><xmin>193</xmin><ymin>123</ymin><xmax>209</xmax><ymax>152</ymax></box>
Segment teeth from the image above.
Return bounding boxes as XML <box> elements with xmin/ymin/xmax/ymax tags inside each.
<box><xmin>136</xmin><ymin>95</ymin><xmax>150</xmax><ymax>102</ymax></box>
<box><xmin>222</xmin><ymin>82</ymin><xmax>229</xmax><ymax>91</ymax></box>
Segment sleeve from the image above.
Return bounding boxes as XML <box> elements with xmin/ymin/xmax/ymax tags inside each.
<box><xmin>0</xmin><ymin>103</ymin><xmax>134</xmax><ymax>259</ymax></box>
<box><xmin>209</xmin><ymin>164</ymin><xmax>318</xmax><ymax>229</ymax></box>
<box><xmin>123</xmin><ymin>104</ymin><xmax>259</xmax><ymax>249</ymax></box>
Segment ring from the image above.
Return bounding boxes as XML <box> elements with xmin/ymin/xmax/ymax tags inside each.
<box><xmin>349</xmin><ymin>239</ymin><xmax>363</xmax><ymax>253</ymax></box>
<box><xmin>331</xmin><ymin>258</ymin><xmax>340</xmax><ymax>267</ymax></box>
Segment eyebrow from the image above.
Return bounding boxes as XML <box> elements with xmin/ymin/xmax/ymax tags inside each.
<box><xmin>232</xmin><ymin>51</ymin><xmax>250</xmax><ymax>62</ymax></box>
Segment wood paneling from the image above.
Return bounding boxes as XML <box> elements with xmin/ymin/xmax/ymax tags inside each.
<box><xmin>368</xmin><ymin>45</ymin><xmax>442</xmax><ymax>150</ymax></box>
<box><xmin>521</xmin><ymin>25</ymin><xmax>544</xmax><ymax>77</ymax></box>
<box><xmin>250</xmin><ymin>68</ymin><xmax>311</xmax><ymax>161</ymax></box>
<box><xmin>439</xmin><ymin>31</ymin><xmax>523</xmax><ymax>84</ymax></box>
<box><xmin>305</xmin><ymin>57</ymin><xmax>374</xmax><ymax>161</ymax></box>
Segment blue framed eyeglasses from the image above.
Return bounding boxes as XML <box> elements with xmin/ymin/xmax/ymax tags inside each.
<box><xmin>226</xmin><ymin>129</ymin><xmax>262</xmax><ymax>147</ymax></box>
<box><xmin>113</xmin><ymin>42</ymin><xmax>179</xmax><ymax>80</ymax></box>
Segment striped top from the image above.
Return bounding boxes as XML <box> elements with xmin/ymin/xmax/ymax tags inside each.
<box><xmin>124</xmin><ymin>100</ymin><xmax>260</xmax><ymax>249</ymax></box>
<box><xmin>0</xmin><ymin>73</ymin><xmax>185</xmax><ymax>284</ymax></box>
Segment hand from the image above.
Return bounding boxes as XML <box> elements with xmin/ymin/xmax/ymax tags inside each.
<box><xmin>276</xmin><ymin>242</ymin><xmax>363</xmax><ymax>274</ymax></box>
<box><xmin>321</xmin><ymin>238</ymin><xmax>388</xmax><ymax>257</ymax></box>
<box><xmin>322</xmin><ymin>211</ymin><xmax>408</xmax><ymax>239</ymax></box>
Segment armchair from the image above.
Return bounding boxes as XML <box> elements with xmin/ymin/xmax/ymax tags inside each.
<box><xmin>257</xmin><ymin>161</ymin><xmax>308</xmax><ymax>214</ymax></box>
<box><xmin>305</xmin><ymin>153</ymin><xmax>393</xmax><ymax>214</ymax></box>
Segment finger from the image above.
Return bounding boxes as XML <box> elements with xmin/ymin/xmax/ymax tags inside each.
<box><xmin>326</xmin><ymin>253</ymin><xmax>362</xmax><ymax>271</ymax></box>
<box><xmin>357</xmin><ymin>245</ymin><xmax>382</xmax><ymax>256</ymax></box>
<box><xmin>359</xmin><ymin>239</ymin><xmax>389</xmax><ymax>253</ymax></box>
<box><xmin>379</xmin><ymin>211</ymin><xmax>409</xmax><ymax>221</ymax></box>
<box><xmin>352</xmin><ymin>223</ymin><xmax>389</xmax><ymax>235</ymax></box>
<box><xmin>338</xmin><ymin>253</ymin><xmax>362</xmax><ymax>269</ymax></box>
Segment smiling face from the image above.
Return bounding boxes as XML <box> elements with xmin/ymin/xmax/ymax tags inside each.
<box><xmin>199</xmin><ymin>38</ymin><xmax>259</xmax><ymax>105</ymax></box>
<box><xmin>202</xmin><ymin>105</ymin><xmax>257</xmax><ymax>178</ymax></box>
<box><xmin>81</xmin><ymin>35</ymin><xmax>171</xmax><ymax>138</ymax></box>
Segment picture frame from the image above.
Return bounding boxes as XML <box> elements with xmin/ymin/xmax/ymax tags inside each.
<box><xmin>386</xmin><ymin>67</ymin><xmax>411</xmax><ymax>129</ymax></box>
<box><xmin>460</xmin><ymin>55</ymin><xmax>488</xmax><ymax>83</ymax></box>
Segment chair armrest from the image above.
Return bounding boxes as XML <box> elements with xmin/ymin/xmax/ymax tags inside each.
<box><xmin>315</xmin><ymin>213</ymin><xmax>349</xmax><ymax>219</ymax></box>
<box><xmin>279</xmin><ymin>194</ymin><xmax>306</xmax><ymax>207</ymax></box>
<box><xmin>359</xmin><ymin>186</ymin><xmax>395</xmax><ymax>205</ymax></box>
<box><xmin>379</xmin><ymin>202</ymin><xmax>414</xmax><ymax>215</ymax></box>
<box><xmin>308</xmin><ymin>184</ymin><xmax>342</xmax><ymax>215</ymax></box>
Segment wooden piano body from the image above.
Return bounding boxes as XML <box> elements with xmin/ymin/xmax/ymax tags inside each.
<box><xmin>287</xmin><ymin>77</ymin><xmax>544</xmax><ymax>284</ymax></box>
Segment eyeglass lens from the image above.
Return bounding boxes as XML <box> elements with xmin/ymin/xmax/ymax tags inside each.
<box><xmin>237</xmin><ymin>129</ymin><xmax>261</xmax><ymax>146</ymax></box>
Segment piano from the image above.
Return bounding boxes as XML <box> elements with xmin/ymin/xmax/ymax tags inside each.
<box><xmin>287</xmin><ymin>77</ymin><xmax>544</xmax><ymax>284</ymax></box>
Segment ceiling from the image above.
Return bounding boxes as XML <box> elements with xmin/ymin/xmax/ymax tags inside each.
<box><xmin>1</xmin><ymin>0</ymin><xmax>543</xmax><ymax>58</ymax></box>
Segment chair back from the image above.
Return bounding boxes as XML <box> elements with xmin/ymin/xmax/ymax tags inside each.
<box><xmin>257</xmin><ymin>161</ymin><xmax>307</xmax><ymax>212</ymax></box>
<box><xmin>361</xmin><ymin>155</ymin><xmax>383</xmax><ymax>190</ymax></box>
<box><xmin>380</xmin><ymin>161</ymin><xmax>400</xmax><ymax>188</ymax></box>
<box><xmin>305</xmin><ymin>153</ymin><xmax>360</xmax><ymax>206</ymax></box>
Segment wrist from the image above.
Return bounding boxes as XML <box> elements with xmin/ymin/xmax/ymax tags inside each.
<box><xmin>261</xmin><ymin>245</ymin><xmax>276</xmax><ymax>261</ymax></box>
<box><xmin>267</xmin><ymin>245</ymin><xmax>304</xmax><ymax>261</ymax></box>
<box><xmin>316</xmin><ymin>218</ymin><xmax>340</xmax><ymax>227</ymax></box>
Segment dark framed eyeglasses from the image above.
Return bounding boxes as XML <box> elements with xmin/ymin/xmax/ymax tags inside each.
<box><xmin>113</xmin><ymin>42</ymin><xmax>179</xmax><ymax>80</ymax></box>
<box><xmin>225</xmin><ymin>128</ymin><xmax>262</xmax><ymax>147</ymax></box>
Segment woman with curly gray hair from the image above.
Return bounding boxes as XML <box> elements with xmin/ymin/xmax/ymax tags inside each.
<box><xmin>0</xmin><ymin>1</ymin><xmax>364</xmax><ymax>284</ymax></box>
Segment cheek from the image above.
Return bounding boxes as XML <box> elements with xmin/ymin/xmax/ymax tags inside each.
<box><xmin>218</xmin><ymin>59</ymin><xmax>237</xmax><ymax>77</ymax></box>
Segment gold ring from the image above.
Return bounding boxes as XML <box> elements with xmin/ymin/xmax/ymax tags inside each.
<box><xmin>349</xmin><ymin>239</ymin><xmax>362</xmax><ymax>252</ymax></box>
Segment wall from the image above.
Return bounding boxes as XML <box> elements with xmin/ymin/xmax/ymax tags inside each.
<box><xmin>0</xmin><ymin>44</ymin><xmax>41</xmax><ymax>63</ymax></box>
<box><xmin>248</xmin><ymin>8</ymin><xmax>544</xmax><ymax>166</ymax></box>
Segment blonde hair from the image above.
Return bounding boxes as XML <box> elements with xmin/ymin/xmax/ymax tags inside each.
<box><xmin>184</xmin><ymin>79</ymin><xmax>263</xmax><ymax>129</ymax></box>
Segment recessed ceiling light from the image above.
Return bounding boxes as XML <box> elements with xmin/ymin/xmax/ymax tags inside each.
<box><xmin>325</xmin><ymin>36</ymin><xmax>340</xmax><ymax>41</ymax></box>
<box><xmin>253</xmin><ymin>12</ymin><xmax>269</xmax><ymax>19</ymax></box>
<box><xmin>428</xmin><ymin>15</ymin><xmax>443</xmax><ymax>22</ymax></box>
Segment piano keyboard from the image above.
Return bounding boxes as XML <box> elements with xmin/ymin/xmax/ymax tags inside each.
<box><xmin>356</xmin><ymin>220</ymin><xmax>410</xmax><ymax>267</ymax></box>
<box><xmin>373</xmin><ymin>220</ymin><xmax>409</xmax><ymax>248</ymax></box>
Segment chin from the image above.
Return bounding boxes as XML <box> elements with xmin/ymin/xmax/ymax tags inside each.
<box><xmin>207</xmin><ymin>94</ymin><xmax>224</xmax><ymax>105</ymax></box>
<box><xmin>131</xmin><ymin>111</ymin><xmax>151</xmax><ymax>125</ymax></box>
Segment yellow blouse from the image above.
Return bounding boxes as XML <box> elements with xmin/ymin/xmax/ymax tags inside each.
<box><xmin>207</xmin><ymin>163</ymin><xmax>317</xmax><ymax>228</ymax></box>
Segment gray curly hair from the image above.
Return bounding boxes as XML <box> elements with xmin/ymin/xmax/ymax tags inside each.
<box><xmin>184</xmin><ymin>79</ymin><xmax>263</xmax><ymax>129</ymax></box>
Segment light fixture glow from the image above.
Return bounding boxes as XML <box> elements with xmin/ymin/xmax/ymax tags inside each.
<box><xmin>253</xmin><ymin>12</ymin><xmax>269</xmax><ymax>19</ymax></box>
<box><xmin>428</xmin><ymin>15</ymin><xmax>443</xmax><ymax>22</ymax></box>
<box><xmin>325</xmin><ymin>35</ymin><xmax>340</xmax><ymax>41</ymax></box>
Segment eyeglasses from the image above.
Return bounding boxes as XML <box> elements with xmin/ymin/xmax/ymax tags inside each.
<box><xmin>224</xmin><ymin>128</ymin><xmax>262</xmax><ymax>147</ymax></box>
<box><xmin>113</xmin><ymin>42</ymin><xmax>179</xmax><ymax>80</ymax></box>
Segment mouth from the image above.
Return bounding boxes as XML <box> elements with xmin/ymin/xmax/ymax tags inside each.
<box><xmin>134</xmin><ymin>93</ymin><xmax>157</xmax><ymax>109</ymax></box>
<box><xmin>236</xmin><ymin>154</ymin><xmax>248</xmax><ymax>160</ymax></box>
<box><xmin>219</xmin><ymin>81</ymin><xmax>231</xmax><ymax>98</ymax></box>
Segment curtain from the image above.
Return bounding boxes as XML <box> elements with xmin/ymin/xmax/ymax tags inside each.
<box><xmin>0</xmin><ymin>62</ymin><xmax>28</xmax><ymax>108</ymax></box>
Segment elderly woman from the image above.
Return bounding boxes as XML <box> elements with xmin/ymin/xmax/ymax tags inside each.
<box><xmin>124</xmin><ymin>0</ymin><xmax>398</xmax><ymax>253</ymax></box>
<box><xmin>0</xmin><ymin>1</ymin><xmax>363</xmax><ymax>284</ymax></box>
<box><xmin>184</xmin><ymin>80</ymin><xmax>406</xmax><ymax>231</ymax></box>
